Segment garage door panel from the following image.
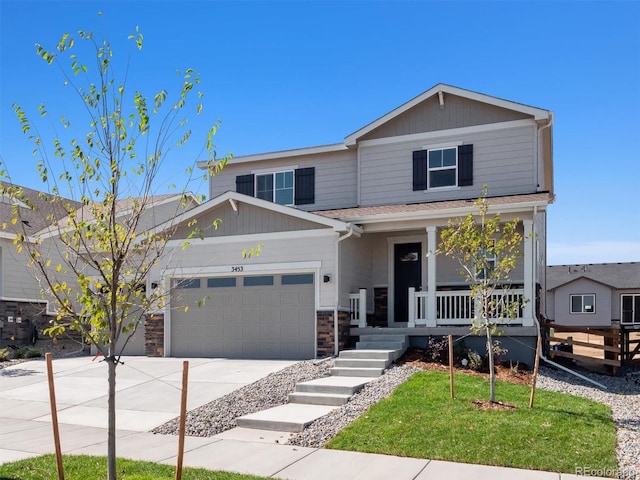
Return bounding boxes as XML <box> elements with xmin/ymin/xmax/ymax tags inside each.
<box><xmin>171</xmin><ymin>273</ymin><xmax>315</xmax><ymax>359</ymax></box>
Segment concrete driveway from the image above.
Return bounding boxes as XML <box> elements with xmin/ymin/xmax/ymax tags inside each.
<box><xmin>0</xmin><ymin>355</ymin><xmax>295</xmax><ymax>464</ymax></box>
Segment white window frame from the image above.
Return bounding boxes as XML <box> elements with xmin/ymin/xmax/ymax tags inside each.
<box><xmin>255</xmin><ymin>169</ymin><xmax>295</xmax><ymax>206</ymax></box>
<box><xmin>621</xmin><ymin>294</ymin><xmax>640</xmax><ymax>325</ymax></box>
<box><xmin>427</xmin><ymin>146</ymin><xmax>458</xmax><ymax>189</ymax></box>
<box><xmin>570</xmin><ymin>294</ymin><xmax>596</xmax><ymax>314</ymax></box>
<box><xmin>476</xmin><ymin>240</ymin><xmax>497</xmax><ymax>280</ymax></box>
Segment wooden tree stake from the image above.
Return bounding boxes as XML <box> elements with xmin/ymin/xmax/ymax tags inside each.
<box><xmin>449</xmin><ymin>334</ymin><xmax>455</xmax><ymax>399</ymax></box>
<box><xmin>529</xmin><ymin>336</ymin><xmax>542</xmax><ymax>408</ymax></box>
<box><xmin>46</xmin><ymin>353</ymin><xmax>65</xmax><ymax>480</ymax></box>
<box><xmin>175</xmin><ymin>360</ymin><xmax>189</xmax><ymax>480</ymax></box>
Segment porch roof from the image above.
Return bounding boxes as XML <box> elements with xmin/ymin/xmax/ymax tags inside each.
<box><xmin>314</xmin><ymin>192</ymin><xmax>553</xmax><ymax>223</ymax></box>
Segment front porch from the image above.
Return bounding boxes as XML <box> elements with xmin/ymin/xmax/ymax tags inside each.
<box><xmin>349</xmin><ymin>287</ymin><xmax>529</xmax><ymax>328</ymax></box>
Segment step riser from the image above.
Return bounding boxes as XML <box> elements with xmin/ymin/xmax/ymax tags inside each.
<box><xmin>288</xmin><ymin>393</ymin><xmax>350</xmax><ymax>406</ymax></box>
<box><xmin>236</xmin><ymin>418</ymin><xmax>307</xmax><ymax>433</ymax></box>
<box><xmin>295</xmin><ymin>384</ymin><xmax>362</xmax><ymax>395</ymax></box>
<box><xmin>356</xmin><ymin>341</ymin><xmax>406</xmax><ymax>351</ymax></box>
<box><xmin>331</xmin><ymin>367</ymin><xmax>384</xmax><ymax>377</ymax></box>
<box><xmin>334</xmin><ymin>359</ymin><xmax>390</xmax><ymax>369</ymax></box>
<box><xmin>359</xmin><ymin>334</ymin><xmax>409</xmax><ymax>342</ymax></box>
<box><xmin>338</xmin><ymin>350</ymin><xmax>395</xmax><ymax>361</ymax></box>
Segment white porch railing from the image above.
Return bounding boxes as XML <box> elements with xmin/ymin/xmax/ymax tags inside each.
<box><xmin>408</xmin><ymin>288</ymin><xmax>525</xmax><ymax>326</ymax></box>
<box><xmin>349</xmin><ymin>288</ymin><xmax>367</xmax><ymax>327</ymax></box>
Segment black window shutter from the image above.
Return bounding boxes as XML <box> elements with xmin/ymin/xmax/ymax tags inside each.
<box><xmin>413</xmin><ymin>150</ymin><xmax>428</xmax><ymax>190</ymax></box>
<box><xmin>458</xmin><ymin>144</ymin><xmax>473</xmax><ymax>187</ymax></box>
<box><xmin>294</xmin><ymin>167</ymin><xmax>315</xmax><ymax>205</ymax></box>
<box><xmin>236</xmin><ymin>174</ymin><xmax>255</xmax><ymax>196</ymax></box>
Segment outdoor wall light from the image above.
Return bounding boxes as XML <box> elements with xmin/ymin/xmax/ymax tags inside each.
<box><xmin>323</xmin><ymin>274</ymin><xmax>331</xmax><ymax>283</ymax></box>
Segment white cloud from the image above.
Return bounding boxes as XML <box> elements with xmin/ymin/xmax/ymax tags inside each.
<box><xmin>547</xmin><ymin>241</ymin><xmax>640</xmax><ymax>265</ymax></box>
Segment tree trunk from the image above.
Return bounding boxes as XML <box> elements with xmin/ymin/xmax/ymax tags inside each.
<box><xmin>486</xmin><ymin>328</ymin><xmax>496</xmax><ymax>403</ymax></box>
<box><xmin>107</xmin><ymin>357</ymin><xmax>117</xmax><ymax>480</ymax></box>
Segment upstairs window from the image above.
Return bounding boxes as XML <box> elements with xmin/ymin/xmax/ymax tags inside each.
<box><xmin>256</xmin><ymin>171</ymin><xmax>294</xmax><ymax>205</ymax></box>
<box><xmin>236</xmin><ymin>167</ymin><xmax>315</xmax><ymax>205</ymax></box>
<box><xmin>570</xmin><ymin>294</ymin><xmax>595</xmax><ymax>314</ymax></box>
<box><xmin>413</xmin><ymin>144</ymin><xmax>473</xmax><ymax>191</ymax></box>
<box><xmin>428</xmin><ymin>147</ymin><xmax>458</xmax><ymax>188</ymax></box>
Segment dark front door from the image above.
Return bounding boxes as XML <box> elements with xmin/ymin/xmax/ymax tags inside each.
<box><xmin>394</xmin><ymin>242</ymin><xmax>422</xmax><ymax>323</ymax></box>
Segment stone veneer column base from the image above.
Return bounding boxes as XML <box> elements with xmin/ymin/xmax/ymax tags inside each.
<box><xmin>144</xmin><ymin>314</ymin><xmax>164</xmax><ymax>357</ymax></box>
<box><xmin>316</xmin><ymin>310</ymin><xmax>351</xmax><ymax>357</ymax></box>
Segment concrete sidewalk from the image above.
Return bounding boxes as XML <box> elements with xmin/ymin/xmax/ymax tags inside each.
<box><xmin>0</xmin><ymin>357</ymin><xmax>608</xmax><ymax>479</ymax></box>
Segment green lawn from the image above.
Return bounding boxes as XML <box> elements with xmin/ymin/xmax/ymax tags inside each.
<box><xmin>326</xmin><ymin>371</ymin><xmax>618</xmax><ymax>474</ymax></box>
<box><xmin>0</xmin><ymin>455</ymin><xmax>271</xmax><ymax>480</ymax></box>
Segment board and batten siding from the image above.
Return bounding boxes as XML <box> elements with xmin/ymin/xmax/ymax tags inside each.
<box><xmin>359</xmin><ymin>124</ymin><xmax>537</xmax><ymax>206</ymax></box>
<box><xmin>172</xmin><ymin>202</ymin><xmax>321</xmax><ymax>239</ymax></box>
<box><xmin>208</xmin><ymin>149</ymin><xmax>357</xmax><ymax>211</ymax></box>
<box><xmin>154</xmin><ymin>232</ymin><xmax>337</xmax><ymax>308</ymax></box>
<box><xmin>360</xmin><ymin>94</ymin><xmax>531</xmax><ymax>141</ymax></box>
<box><xmin>339</xmin><ymin>235</ymin><xmax>374</xmax><ymax>311</ymax></box>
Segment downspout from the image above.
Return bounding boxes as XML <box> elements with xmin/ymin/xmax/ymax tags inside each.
<box><xmin>531</xmin><ymin>205</ymin><xmax>607</xmax><ymax>389</ymax></box>
<box><xmin>334</xmin><ymin>224</ymin><xmax>355</xmax><ymax>356</ymax></box>
<box><xmin>536</xmin><ymin>113</ymin><xmax>554</xmax><ymax>192</ymax></box>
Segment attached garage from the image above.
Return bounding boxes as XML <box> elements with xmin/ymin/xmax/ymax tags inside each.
<box><xmin>169</xmin><ymin>272</ymin><xmax>316</xmax><ymax>359</ymax></box>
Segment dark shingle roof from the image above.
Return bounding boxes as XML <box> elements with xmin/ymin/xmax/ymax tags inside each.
<box><xmin>547</xmin><ymin>262</ymin><xmax>640</xmax><ymax>290</ymax></box>
<box><xmin>0</xmin><ymin>183</ymin><xmax>81</xmax><ymax>234</ymax></box>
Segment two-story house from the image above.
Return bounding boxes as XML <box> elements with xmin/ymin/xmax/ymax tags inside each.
<box><xmin>147</xmin><ymin>84</ymin><xmax>554</xmax><ymax>364</ymax></box>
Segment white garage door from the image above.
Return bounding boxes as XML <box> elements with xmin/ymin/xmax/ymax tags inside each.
<box><xmin>170</xmin><ymin>273</ymin><xmax>316</xmax><ymax>359</ymax></box>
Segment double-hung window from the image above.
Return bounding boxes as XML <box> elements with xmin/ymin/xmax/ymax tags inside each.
<box><xmin>256</xmin><ymin>171</ymin><xmax>294</xmax><ymax>205</ymax></box>
<box><xmin>570</xmin><ymin>294</ymin><xmax>595</xmax><ymax>314</ymax></box>
<box><xmin>477</xmin><ymin>241</ymin><xmax>496</xmax><ymax>280</ymax></box>
<box><xmin>413</xmin><ymin>144</ymin><xmax>473</xmax><ymax>191</ymax></box>
<box><xmin>428</xmin><ymin>147</ymin><xmax>458</xmax><ymax>188</ymax></box>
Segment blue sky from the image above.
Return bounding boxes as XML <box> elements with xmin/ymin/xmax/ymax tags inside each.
<box><xmin>1</xmin><ymin>1</ymin><xmax>638</xmax><ymax>265</ymax></box>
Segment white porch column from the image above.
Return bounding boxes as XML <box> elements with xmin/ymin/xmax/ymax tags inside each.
<box><xmin>426</xmin><ymin>226</ymin><xmax>437</xmax><ymax>327</ymax></box>
<box><xmin>523</xmin><ymin>219</ymin><xmax>534</xmax><ymax>326</ymax></box>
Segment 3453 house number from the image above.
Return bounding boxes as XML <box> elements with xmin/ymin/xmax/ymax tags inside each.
<box><xmin>231</xmin><ymin>266</ymin><xmax>244</xmax><ymax>273</ymax></box>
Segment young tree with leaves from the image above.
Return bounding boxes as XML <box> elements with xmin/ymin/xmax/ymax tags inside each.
<box><xmin>439</xmin><ymin>189</ymin><xmax>525</xmax><ymax>403</ymax></box>
<box><xmin>0</xmin><ymin>26</ymin><xmax>228</xmax><ymax>480</ymax></box>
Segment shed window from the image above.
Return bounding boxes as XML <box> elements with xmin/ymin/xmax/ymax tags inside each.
<box><xmin>570</xmin><ymin>294</ymin><xmax>595</xmax><ymax>314</ymax></box>
<box><xmin>621</xmin><ymin>294</ymin><xmax>640</xmax><ymax>324</ymax></box>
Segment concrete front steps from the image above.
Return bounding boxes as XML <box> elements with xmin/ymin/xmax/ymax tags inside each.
<box><xmin>355</xmin><ymin>334</ymin><xmax>409</xmax><ymax>359</ymax></box>
<box><xmin>235</xmin><ymin>343</ymin><xmax>406</xmax><ymax>433</ymax></box>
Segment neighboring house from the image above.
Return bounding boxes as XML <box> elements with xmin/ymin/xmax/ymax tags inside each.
<box><xmin>148</xmin><ymin>83</ymin><xmax>555</xmax><ymax>363</ymax></box>
<box><xmin>546</xmin><ymin>262</ymin><xmax>640</xmax><ymax>328</ymax></box>
<box><xmin>0</xmin><ymin>185</ymin><xmax>81</xmax><ymax>344</ymax></box>
<box><xmin>0</xmin><ymin>184</ymin><xmax>199</xmax><ymax>354</ymax></box>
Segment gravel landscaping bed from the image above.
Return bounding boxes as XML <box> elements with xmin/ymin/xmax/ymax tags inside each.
<box><xmin>287</xmin><ymin>364</ymin><xmax>420</xmax><ymax>448</ymax></box>
<box><xmin>152</xmin><ymin>358</ymin><xmax>334</xmax><ymax>437</ymax></box>
<box><xmin>537</xmin><ymin>365</ymin><xmax>640</xmax><ymax>480</ymax></box>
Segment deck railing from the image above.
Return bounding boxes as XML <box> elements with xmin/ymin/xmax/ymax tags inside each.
<box><xmin>408</xmin><ymin>288</ymin><xmax>525</xmax><ymax>326</ymax></box>
<box><xmin>349</xmin><ymin>288</ymin><xmax>367</xmax><ymax>327</ymax></box>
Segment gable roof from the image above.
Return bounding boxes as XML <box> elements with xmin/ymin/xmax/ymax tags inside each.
<box><xmin>0</xmin><ymin>183</ymin><xmax>82</xmax><ymax>237</ymax></box>
<box><xmin>547</xmin><ymin>262</ymin><xmax>640</xmax><ymax>291</ymax></box>
<box><xmin>33</xmin><ymin>192</ymin><xmax>199</xmax><ymax>238</ymax></box>
<box><xmin>149</xmin><ymin>190</ymin><xmax>357</xmax><ymax>237</ymax></box>
<box><xmin>344</xmin><ymin>83</ymin><xmax>552</xmax><ymax>146</ymax></box>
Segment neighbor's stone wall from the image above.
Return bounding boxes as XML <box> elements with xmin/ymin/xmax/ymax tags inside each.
<box><xmin>373</xmin><ymin>287</ymin><xmax>388</xmax><ymax>327</ymax></box>
<box><xmin>145</xmin><ymin>314</ymin><xmax>164</xmax><ymax>357</ymax></box>
<box><xmin>0</xmin><ymin>300</ymin><xmax>49</xmax><ymax>344</ymax></box>
<box><xmin>316</xmin><ymin>310</ymin><xmax>351</xmax><ymax>357</ymax></box>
